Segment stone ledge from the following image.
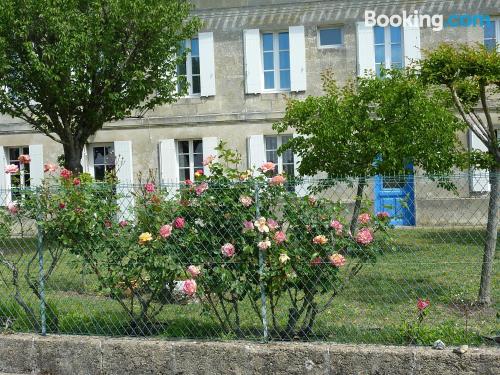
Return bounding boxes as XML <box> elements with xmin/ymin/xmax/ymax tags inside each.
<box><xmin>0</xmin><ymin>334</ymin><xmax>498</xmax><ymax>375</ymax></box>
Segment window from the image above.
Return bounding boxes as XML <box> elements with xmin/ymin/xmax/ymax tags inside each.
<box><xmin>264</xmin><ymin>135</ymin><xmax>295</xmax><ymax>178</ymax></box>
<box><xmin>374</xmin><ymin>26</ymin><xmax>403</xmax><ymax>76</ymax></box>
<box><xmin>178</xmin><ymin>38</ymin><xmax>200</xmax><ymax>95</ymax></box>
<box><xmin>262</xmin><ymin>32</ymin><xmax>290</xmax><ymax>91</ymax></box>
<box><xmin>177</xmin><ymin>140</ymin><xmax>203</xmax><ymax>181</ymax></box>
<box><xmin>318</xmin><ymin>27</ymin><xmax>343</xmax><ymax>47</ymax></box>
<box><xmin>7</xmin><ymin>146</ymin><xmax>30</xmax><ymax>200</ymax></box>
<box><xmin>484</xmin><ymin>19</ymin><xmax>499</xmax><ymax>51</ymax></box>
<box><xmin>91</xmin><ymin>144</ymin><xmax>115</xmax><ymax>181</ymax></box>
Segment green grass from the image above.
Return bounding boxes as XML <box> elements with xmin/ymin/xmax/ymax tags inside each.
<box><xmin>1</xmin><ymin>228</ymin><xmax>498</xmax><ymax>345</ymax></box>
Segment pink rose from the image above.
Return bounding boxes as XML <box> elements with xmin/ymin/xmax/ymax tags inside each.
<box><xmin>417</xmin><ymin>298</ymin><xmax>430</xmax><ymax>311</ymax></box>
<box><xmin>184</xmin><ymin>179</ymin><xmax>193</xmax><ymax>186</ymax></box>
<box><xmin>313</xmin><ymin>235</ymin><xmax>328</xmax><ymax>245</ymax></box>
<box><xmin>60</xmin><ymin>168</ymin><xmax>72</xmax><ymax>180</ymax></box>
<box><xmin>267</xmin><ymin>218</ymin><xmax>279</xmax><ymax>231</ymax></box>
<box><xmin>119</xmin><ymin>220</ymin><xmax>128</xmax><ymax>228</ymax></box>
<box><xmin>194</xmin><ymin>169</ymin><xmax>204</xmax><ymax>178</ymax></box>
<box><xmin>182</xmin><ymin>279</ymin><xmax>197</xmax><ymax>296</ymax></box>
<box><xmin>310</xmin><ymin>257</ymin><xmax>322</xmax><ymax>266</ymax></box>
<box><xmin>356</xmin><ymin>228</ymin><xmax>373</xmax><ymax>245</ymax></box>
<box><xmin>44</xmin><ymin>163</ymin><xmax>58</xmax><ymax>173</ymax></box>
<box><xmin>17</xmin><ymin>154</ymin><xmax>31</xmax><ymax>164</ymax></box>
<box><xmin>187</xmin><ymin>265</ymin><xmax>201</xmax><ymax>278</ymax></box>
<box><xmin>159</xmin><ymin>224</ymin><xmax>173</xmax><ymax>238</ymax></box>
<box><xmin>4</xmin><ymin>164</ymin><xmax>19</xmax><ymax>174</ymax></box>
<box><xmin>59</xmin><ymin>202</ymin><xmax>66</xmax><ymax>209</ymax></box>
<box><xmin>257</xmin><ymin>238</ymin><xmax>271</xmax><ymax>251</ymax></box>
<box><xmin>260</xmin><ymin>162</ymin><xmax>276</xmax><ymax>173</ymax></box>
<box><xmin>195</xmin><ymin>182</ymin><xmax>208</xmax><ymax>196</ymax></box>
<box><xmin>7</xmin><ymin>202</ymin><xmax>19</xmax><ymax>214</ymax></box>
<box><xmin>377</xmin><ymin>211</ymin><xmax>390</xmax><ymax>220</ymax></box>
<box><xmin>202</xmin><ymin>155</ymin><xmax>215</xmax><ymax>166</ymax></box>
<box><xmin>358</xmin><ymin>213</ymin><xmax>371</xmax><ymax>225</ymax></box>
<box><xmin>243</xmin><ymin>220</ymin><xmax>254</xmax><ymax>232</ymax></box>
<box><xmin>173</xmin><ymin>217</ymin><xmax>185</xmax><ymax>229</ymax></box>
<box><xmin>239</xmin><ymin>195</ymin><xmax>253</xmax><ymax>207</ymax></box>
<box><xmin>270</xmin><ymin>175</ymin><xmax>286</xmax><ymax>186</ymax></box>
<box><xmin>329</xmin><ymin>253</ymin><xmax>346</xmax><ymax>267</ymax></box>
<box><xmin>144</xmin><ymin>183</ymin><xmax>155</xmax><ymax>193</ymax></box>
<box><xmin>73</xmin><ymin>178</ymin><xmax>81</xmax><ymax>186</ymax></box>
<box><xmin>330</xmin><ymin>220</ymin><xmax>343</xmax><ymax>235</ymax></box>
<box><xmin>221</xmin><ymin>243</ymin><xmax>235</xmax><ymax>257</ymax></box>
<box><xmin>274</xmin><ymin>231</ymin><xmax>287</xmax><ymax>244</ymax></box>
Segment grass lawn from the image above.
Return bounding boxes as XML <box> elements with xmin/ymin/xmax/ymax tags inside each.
<box><xmin>0</xmin><ymin>228</ymin><xmax>498</xmax><ymax>345</ymax></box>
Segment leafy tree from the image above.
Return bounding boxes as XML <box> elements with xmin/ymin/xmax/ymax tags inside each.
<box><xmin>0</xmin><ymin>0</ymin><xmax>200</xmax><ymax>172</ymax></box>
<box><xmin>421</xmin><ymin>43</ymin><xmax>499</xmax><ymax>306</ymax></box>
<box><xmin>273</xmin><ymin>69</ymin><xmax>466</xmax><ymax>232</ymax></box>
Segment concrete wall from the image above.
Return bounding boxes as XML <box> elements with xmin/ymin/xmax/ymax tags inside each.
<box><xmin>0</xmin><ymin>334</ymin><xmax>499</xmax><ymax>375</ymax></box>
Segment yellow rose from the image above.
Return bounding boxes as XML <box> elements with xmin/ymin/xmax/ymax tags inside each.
<box><xmin>139</xmin><ymin>232</ymin><xmax>153</xmax><ymax>245</ymax></box>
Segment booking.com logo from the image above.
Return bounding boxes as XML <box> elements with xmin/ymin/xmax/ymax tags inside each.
<box><xmin>365</xmin><ymin>10</ymin><xmax>490</xmax><ymax>31</ymax></box>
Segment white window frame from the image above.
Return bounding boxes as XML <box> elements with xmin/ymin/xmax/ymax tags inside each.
<box><xmin>261</xmin><ymin>31</ymin><xmax>291</xmax><ymax>93</ymax></box>
<box><xmin>89</xmin><ymin>143</ymin><xmax>115</xmax><ymax>181</ymax></box>
<box><xmin>264</xmin><ymin>135</ymin><xmax>295</xmax><ymax>177</ymax></box>
<box><xmin>178</xmin><ymin>38</ymin><xmax>201</xmax><ymax>97</ymax></box>
<box><xmin>7</xmin><ymin>146</ymin><xmax>30</xmax><ymax>202</ymax></box>
<box><xmin>177</xmin><ymin>139</ymin><xmax>204</xmax><ymax>181</ymax></box>
<box><xmin>317</xmin><ymin>27</ymin><xmax>344</xmax><ymax>49</ymax></box>
<box><xmin>484</xmin><ymin>17</ymin><xmax>500</xmax><ymax>51</ymax></box>
<box><xmin>374</xmin><ymin>26</ymin><xmax>404</xmax><ymax>76</ymax></box>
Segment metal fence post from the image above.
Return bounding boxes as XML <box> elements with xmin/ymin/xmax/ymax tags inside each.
<box><xmin>255</xmin><ymin>181</ymin><xmax>269</xmax><ymax>342</ymax></box>
<box><xmin>36</xmin><ymin>190</ymin><xmax>47</xmax><ymax>336</ymax></box>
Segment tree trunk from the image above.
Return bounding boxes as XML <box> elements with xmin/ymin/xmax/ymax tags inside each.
<box><xmin>63</xmin><ymin>142</ymin><xmax>84</xmax><ymax>174</ymax></box>
<box><xmin>350</xmin><ymin>177</ymin><xmax>366</xmax><ymax>234</ymax></box>
<box><xmin>478</xmin><ymin>166</ymin><xmax>499</xmax><ymax>305</ymax></box>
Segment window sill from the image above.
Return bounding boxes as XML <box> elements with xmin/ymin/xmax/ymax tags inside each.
<box><xmin>318</xmin><ymin>44</ymin><xmax>345</xmax><ymax>50</ymax></box>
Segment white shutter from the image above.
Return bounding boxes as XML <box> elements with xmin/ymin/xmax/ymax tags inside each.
<box><xmin>403</xmin><ymin>18</ymin><xmax>421</xmax><ymax>67</ymax></box>
<box><xmin>247</xmin><ymin>135</ymin><xmax>266</xmax><ymax>173</ymax></box>
<box><xmin>469</xmin><ymin>131</ymin><xmax>490</xmax><ymax>192</ymax></box>
<box><xmin>293</xmin><ymin>133</ymin><xmax>310</xmax><ymax>197</ymax></box>
<box><xmin>244</xmin><ymin>29</ymin><xmax>263</xmax><ymax>94</ymax></box>
<box><xmin>80</xmin><ymin>145</ymin><xmax>89</xmax><ymax>173</ymax></box>
<box><xmin>199</xmin><ymin>32</ymin><xmax>216</xmax><ymax>97</ymax></box>
<box><xmin>356</xmin><ymin>22</ymin><xmax>375</xmax><ymax>76</ymax></box>
<box><xmin>289</xmin><ymin>26</ymin><xmax>307</xmax><ymax>92</ymax></box>
<box><xmin>28</xmin><ymin>144</ymin><xmax>44</xmax><ymax>187</ymax></box>
<box><xmin>159</xmin><ymin>139</ymin><xmax>179</xmax><ymax>184</ymax></box>
<box><xmin>0</xmin><ymin>147</ymin><xmax>10</xmax><ymax>206</ymax></box>
<box><xmin>114</xmin><ymin>141</ymin><xmax>134</xmax><ymax>221</ymax></box>
<box><xmin>202</xmin><ymin>137</ymin><xmax>219</xmax><ymax>176</ymax></box>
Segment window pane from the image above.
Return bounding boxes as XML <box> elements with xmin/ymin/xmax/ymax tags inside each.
<box><xmin>190</xmin><ymin>38</ymin><xmax>199</xmax><ymax>56</ymax></box>
<box><xmin>263</xmin><ymin>52</ymin><xmax>274</xmax><ymax>70</ymax></box>
<box><xmin>319</xmin><ymin>28</ymin><xmax>342</xmax><ymax>46</ymax></box>
<box><xmin>192</xmin><ymin>75</ymin><xmax>201</xmax><ymax>94</ymax></box>
<box><xmin>178</xmin><ymin>141</ymin><xmax>189</xmax><ymax>154</ymax></box>
<box><xmin>94</xmin><ymin>165</ymin><xmax>105</xmax><ymax>181</ymax></box>
<box><xmin>179</xmin><ymin>168</ymin><xmax>190</xmax><ymax>181</ymax></box>
<box><xmin>9</xmin><ymin>148</ymin><xmax>20</xmax><ymax>160</ymax></box>
<box><xmin>485</xmin><ymin>39</ymin><xmax>496</xmax><ymax>51</ymax></box>
<box><xmin>375</xmin><ymin>45</ymin><xmax>385</xmax><ymax>64</ymax></box>
<box><xmin>193</xmin><ymin>140</ymin><xmax>203</xmax><ymax>154</ymax></box>
<box><xmin>375</xmin><ymin>63</ymin><xmax>382</xmax><ymax>77</ymax></box>
<box><xmin>282</xmin><ymin>149</ymin><xmax>294</xmax><ymax>164</ymax></box>
<box><xmin>264</xmin><ymin>71</ymin><xmax>275</xmax><ymax>89</ymax></box>
<box><xmin>283</xmin><ymin>164</ymin><xmax>295</xmax><ymax>177</ymax></box>
<box><xmin>280</xmin><ymin>70</ymin><xmax>290</xmax><ymax>90</ymax></box>
<box><xmin>279</xmin><ymin>51</ymin><xmax>290</xmax><ymax>69</ymax></box>
<box><xmin>391</xmin><ymin>44</ymin><xmax>402</xmax><ymax>64</ymax></box>
<box><xmin>391</xmin><ymin>62</ymin><xmax>403</xmax><ymax>69</ymax></box>
<box><xmin>93</xmin><ymin>147</ymin><xmax>105</xmax><ymax>164</ymax></box>
<box><xmin>265</xmin><ymin>136</ymin><xmax>277</xmax><ymax>150</ymax></box>
<box><xmin>177</xmin><ymin>61</ymin><xmax>187</xmax><ymax>76</ymax></box>
<box><xmin>192</xmin><ymin>56</ymin><xmax>200</xmax><ymax>75</ymax></box>
<box><xmin>374</xmin><ymin>26</ymin><xmax>385</xmax><ymax>44</ymax></box>
<box><xmin>383</xmin><ymin>176</ymin><xmax>405</xmax><ymax>190</ymax></box>
<box><xmin>179</xmin><ymin>154</ymin><xmax>190</xmax><ymax>168</ymax></box>
<box><xmin>484</xmin><ymin>20</ymin><xmax>496</xmax><ymax>39</ymax></box>
<box><xmin>22</xmin><ymin>147</ymin><xmax>29</xmax><ymax>154</ymax></box>
<box><xmin>266</xmin><ymin>150</ymin><xmax>278</xmax><ymax>164</ymax></box>
<box><xmin>24</xmin><ymin>164</ymin><xmax>30</xmax><ymax>173</ymax></box>
<box><xmin>390</xmin><ymin>26</ymin><xmax>401</xmax><ymax>44</ymax></box>
<box><xmin>279</xmin><ymin>32</ymin><xmax>289</xmax><ymax>50</ymax></box>
<box><xmin>193</xmin><ymin>154</ymin><xmax>203</xmax><ymax>169</ymax></box>
<box><xmin>263</xmin><ymin>33</ymin><xmax>273</xmax><ymax>51</ymax></box>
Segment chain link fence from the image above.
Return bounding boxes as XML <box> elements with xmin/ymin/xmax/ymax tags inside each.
<box><xmin>0</xmin><ymin>173</ymin><xmax>498</xmax><ymax>346</ymax></box>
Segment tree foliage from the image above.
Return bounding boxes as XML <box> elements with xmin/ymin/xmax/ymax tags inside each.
<box><xmin>0</xmin><ymin>0</ymin><xmax>200</xmax><ymax>171</ymax></box>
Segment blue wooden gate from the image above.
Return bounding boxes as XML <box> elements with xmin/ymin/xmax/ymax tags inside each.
<box><xmin>374</xmin><ymin>174</ymin><xmax>415</xmax><ymax>226</ymax></box>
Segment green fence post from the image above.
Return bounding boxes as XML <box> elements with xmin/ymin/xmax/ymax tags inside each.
<box><xmin>36</xmin><ymin>190</ymin><xmax>47</xmax><ymax>336</ymax></box>
<box><xmin>255</xmin><ymin>181</ymin><xmax>269</xmax><ymax>342</ymax></box>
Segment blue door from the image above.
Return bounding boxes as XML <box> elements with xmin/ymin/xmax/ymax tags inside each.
<box><xmin>374</xmin><ymin>174</ymin><xmax>415</xmax><ymax>226</ymax></box>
